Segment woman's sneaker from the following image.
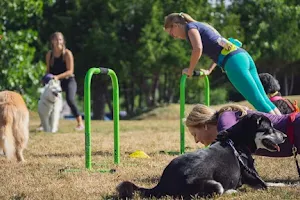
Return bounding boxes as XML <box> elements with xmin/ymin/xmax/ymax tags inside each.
<box><xmin>36</xmin><ymin>125</ymin><xmax>44</xmax><ymax>131</ymax></box>
<box><xmin>75</xmin><ymin>125</ymin><xmax>84</xmax><ymax>131</ymax></box>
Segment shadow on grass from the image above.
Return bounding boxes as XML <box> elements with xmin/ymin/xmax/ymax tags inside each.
<box><xmin>133</xmin><ymin>176</ymin><xmax>160</xmax><ymax>184</ymax></box>
<box><xmin>157</xmin><ymin>151</ymin><xmax>180</xmax><ymax>156</ymax></box>
<box><xmin>101</xmin><ymin>195</ymin><xmax>119</xmax><ymax>200</ymax></box>
<box><xmin>32</xmin><ymin>151</ymin><xmax>113</xmax><ymax>158</ymax></box>
<box><xmin>157</xmin><ymin>146</ymin><xmax>193</xmax><ymax>156</ymax></box>
<box><xmin>10</xmin><ymin>193</ymin><xmax>27</xmax><ymax>200</ymax></box>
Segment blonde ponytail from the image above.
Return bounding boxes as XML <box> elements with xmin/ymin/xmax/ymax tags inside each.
<box><xmin>164</xmin><ymin>12</ymin><xmax>220</xmax><ymax>36</ymax></box>
<box><xmin>179</xmin><ymin>12</ymin><xmax>197</xmax><ymax>23</ymax></box>
<box><xmin>185</xmin><ymin>104</ymin><xmax>217</xmax><ymax>127</ymax></box>
<box><xmin>185</xmin><ymin>104</ymin><xmax>248</xmax><ymax>128</ymax></box>
<box><xmin>201</xmin><ymin>22</ymin><xmax>220</xmax><ymax>36</ymax></box>
<box><xmin>164</xmin><ymin>12</ymin><xmax>197</xmax><ymax>29</ymax></box>
<box><xmin>218</xmin><ymin>104</ymin><xmax>248</xmax><ymax>117</ymax></box>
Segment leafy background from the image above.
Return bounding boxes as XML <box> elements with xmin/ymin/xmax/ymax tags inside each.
<box><xmin>1</xmin><ymin>0</ymin><xmax>300</xmax><ymax>118</ymax></box>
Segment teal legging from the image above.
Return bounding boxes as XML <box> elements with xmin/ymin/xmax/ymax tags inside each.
<box><xmin>224</xmin><ymin>52</ymin><xmax>276</xmax><ymax>113</ymax></box>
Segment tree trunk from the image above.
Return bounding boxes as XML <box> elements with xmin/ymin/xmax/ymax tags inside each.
<box><xmin>158</xmin><ymin>73</ymin><xmax>164</xmax><ymax>103</ymax></box>
<box><xmin>163</xmin><ymin>73</ymin><xmax>169</xmax><ymax>103</ymax></box>
<box><xmin>150</xmin><ymin>72</ymin><xmax>159</xmax><ymax>106</ymax></box>
<box><xmin>142</xmin><ymin>77</ymin><xmax>152</xmax><ymax>108</ymax></box>
<box><xmin>92</xmin><ymin>80</ymin><xmax>107</xmax><ymax>120</ymax></box>
<box><xmin>168</xmin><ymin>74</ymin><xmax>176</xmax><ymax>103</ymax></box>
<box><xmin>129</xmin><ymin>81</ymin><xmax>135</xmax><ymax>114</ymax></box>
<box><xmin>123</xmin><ymin>82</ymin><xmax>130</xmax><ymax>114</ymax></box>
<box><xmin>138</xmin><ymin>75</ymin><xmax>144</xmax><ymax>109</ymax></box>
<box><xmin>289</xmin><ymin>73</ymin><xmax>294</xmax><ymax>95</ymax></box>
<box><xmin>105</xmin><ymin>85</ymin><xmax>113</xmax><ymax>117</ymax></box>
<box><xmin>283</xmin><ymin>73</ymin><xmax>288</xmax><ymax>96</ymax></box>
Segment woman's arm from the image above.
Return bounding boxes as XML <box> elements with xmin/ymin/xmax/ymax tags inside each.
<box><xmin>55</xmin><ymin>49</ymin><xmax>74</xmax><ymax>80</ymax></box>
<box><xmin>184</xmin><ymin>29</ymin><xmax>203</xmax><ymax>77</ymax></box>
<box><xmin>208</xmin><ymin>62</ymin><xmax>217</xmax><ymax>73</ymax></box>
<box><xmin>200</xmin><ymin>62</ymin><xmax>217</xmax><ymax>75</ymax></box>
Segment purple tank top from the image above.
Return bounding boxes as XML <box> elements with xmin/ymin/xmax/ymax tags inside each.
<box><xmin>185</xmin><ymin>22</ymin><xmax>223</xmax><ymax>63</ymax></box>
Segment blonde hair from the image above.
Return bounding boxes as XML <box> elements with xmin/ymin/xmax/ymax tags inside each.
<box><xmin>164</xmin><ymin>12</ymin><xmax>196</xmax><ymax>28</ymax></box>
<box><xmin>164</xmin><ymin>12</ymin><xmax>220</xmax><ymax>35</ymax></box>
<box><xmin>49</xmin><ymin>32</ymin><xmax>66</xmax><ymax>66</ymax></box>
<box><xmin>185</xmin><ymin>104</ymin><xmax>247</xmax><ymax>127</ymax></box>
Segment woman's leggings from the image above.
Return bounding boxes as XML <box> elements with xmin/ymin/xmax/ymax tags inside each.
<box><xmin>224</xmin><ymin>52</ymin><xmax>276</xmax><ymax>113</ymax></box>
<box><xmin>61</xmin><ymin>77</ymin><xmax>81</xmax><ymax>117</ymax></box>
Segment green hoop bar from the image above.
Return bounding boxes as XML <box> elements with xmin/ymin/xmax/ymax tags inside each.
<box><xmin>180</xmin><ymin>71</ymin><xmax>210</xmax><ymax>154</ymax></box>
<box><xmin>84</xmin><ymin>67</ymin><xmax>120</xmax><ymax>170</ymax></box>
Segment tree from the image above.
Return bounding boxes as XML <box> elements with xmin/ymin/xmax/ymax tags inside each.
<box><xmin>0</xmin><ymin>0</ymin><xmax>48</xmax><ymax>108</ymax></box>
<box><xmin>228</xmin><ymin>0</ymin><xmax>300</xmax><ymax>95</ymax></box>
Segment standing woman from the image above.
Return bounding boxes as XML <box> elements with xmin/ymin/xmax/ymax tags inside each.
<box><xmin>46</xmin><ymin>32</ymin><xmax>84</xmax><ymax>130</ymax></box>
<box><xmin>164</xmin><ymin>12</ymin><xmax>281</xmax><ymax>115</ymax></box>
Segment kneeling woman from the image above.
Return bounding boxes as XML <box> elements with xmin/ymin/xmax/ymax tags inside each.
<box><xmin>185</xmin><ymin>104</ymin><xmax>300</xmax><ymax>157</ymax></box>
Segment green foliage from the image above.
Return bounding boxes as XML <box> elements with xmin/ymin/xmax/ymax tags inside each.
<box><xmin>0</xmin><ymin>0</ymin><xmax>46</xmax><ymax>109</ymax></box>
<box><xmin>0</xmin><ymin>0</ymin><xmax>43</xmax><ymax>28</ymax></box>
<box><xmin>229</xmin><ymin>0</ymin><xmax>300</xmax><ymax>67</ymax></box>
<box><xmin>1</xmin><ymin>0</ymin><xmax>300</xmax><ymax>114</ymax></box>
<box><xmin>209</xmin><ymin>87</ymin><xmax>228</xmax><ymax>105</ymax></box>
<box><xmin>185</xmin><ymin>78</ymin><xmax>228</xmax><ymax>105</ymax></box>
<box><xmin>0</xmin><ymin>30</ymin><xmax>46</xmax><ymax>108</ymax></box>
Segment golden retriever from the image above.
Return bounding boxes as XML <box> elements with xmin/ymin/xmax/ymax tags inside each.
<box><xmin>0</xmin><ymin>91</ymin><xmax>29</xmax><ymax>162</ymax></box>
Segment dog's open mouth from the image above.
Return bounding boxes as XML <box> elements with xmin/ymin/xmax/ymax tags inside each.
<box><xmin>262</xmin><ymin>139</ymin><xmax>280</xmax><ymax>152</ymax></box>
<box><xmin>52</xmin><ymin>91</ymin><xmax>59</xmax><ymax>97</ymax></box>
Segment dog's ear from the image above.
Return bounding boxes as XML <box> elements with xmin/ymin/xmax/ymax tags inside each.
<box><xmin>216</xmin><ymin>130</ymin><xmax>229</xmax><ymax>141</ymax></box>
<box><xmin>47</xmin><ymin>79</ymin><xmax>54</xmax><ymax>86</ymax></box>
<box><xmin>248</xmin><ymin>114</ymin><xmax>263</xmax><ymax>126</ymax></box>
<box><xmin>256</xmin><ymin>116</ymin><xmax>263</xmax><ymax>126</ymax></box>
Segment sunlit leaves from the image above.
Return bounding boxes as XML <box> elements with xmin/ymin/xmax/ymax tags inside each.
<box><xmin>0</xmin><ymin>0</ymin><xmax>46</xmax><ymax>109</ymax></box>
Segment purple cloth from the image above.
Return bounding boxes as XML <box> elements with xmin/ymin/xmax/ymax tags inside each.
<box><xmin>217</xmin><ymin>111</ymin><xmax>300</xmax><ymax>157</ymax></box>
<box><xmin>42</xmin><ymin>73</ymin><xmax>54</xmax><ymax>84</ymax></box>
<box><xmin>185</xmin><ymin>22</ymin><xmax>223</xmax><ymax>63</ymax></box>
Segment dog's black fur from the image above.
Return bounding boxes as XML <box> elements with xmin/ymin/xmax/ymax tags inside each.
<box><xmin>117</xmin><ymin>114</ymin><xmax>286</xmax><ymax>199</ymax></box>
<box><xmin>259</xmin><ymin>73</ymin><xmax>296</xmax><ymax>114</ymax></box>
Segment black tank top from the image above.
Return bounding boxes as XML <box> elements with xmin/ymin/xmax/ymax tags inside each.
<box><xmin>49</xmin><ymin>52</ymin><xmax>67</xmax><ymax>75</ymax></box>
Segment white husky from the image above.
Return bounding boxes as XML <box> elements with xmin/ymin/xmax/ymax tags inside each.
<box><xmin>38</xmin><ymin>79</ymin><xmax>63</xmax><ymax>133</ymax></box>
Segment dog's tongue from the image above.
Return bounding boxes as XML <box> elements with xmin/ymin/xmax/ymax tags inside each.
<box><xmin>274</xmin><ymin>144</ymin><xmax>280</xmax><ymax>152</ymax></box>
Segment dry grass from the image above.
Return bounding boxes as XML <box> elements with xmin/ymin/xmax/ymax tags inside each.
<box><xmin>0</xmin><ymin>101</ymin><xmax>300</xmax><ymax>200</ymax></box>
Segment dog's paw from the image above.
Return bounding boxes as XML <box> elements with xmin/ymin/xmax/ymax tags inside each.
<box><xmin>253</xmin><ymin>182</ymin><xmax>268</xmax><ymax>190</ymax></box>
<box><xmin>224</xmin><ymin>189</ymin><xmax>238</xmax><ymax>194</ymax></box>
<box><xmin>266</xmin><ymin>182</ymin><xmax>287</xmax><ymax>187</ymax></box>
<box><xmin>116</xmin><ymin>181</ymin><xmax>137</xmax><ymax>199</ymax></box>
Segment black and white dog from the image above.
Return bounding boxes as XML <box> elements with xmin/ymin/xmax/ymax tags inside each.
<box><xmin>117</xmin><ymin>114</ymin><xmax>287</xmax><ymax>199</ymax></box>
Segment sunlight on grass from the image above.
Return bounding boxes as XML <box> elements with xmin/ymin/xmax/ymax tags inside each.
<box><xmin>0</xmin><ymin>100</ymin><xmax>300</xmax><ymax>199</ymax></box>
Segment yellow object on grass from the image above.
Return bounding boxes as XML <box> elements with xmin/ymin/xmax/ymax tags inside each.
<box><xmin>129</xmin><ymin>150</ymin><xmax>150</xmax><ymax>158</ymax></box>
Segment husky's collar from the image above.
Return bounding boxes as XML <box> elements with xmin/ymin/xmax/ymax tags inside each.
<box><xmin>42</xmin><ymin>98</ymin><xmax>57</xmax><ymax>105</ymax></box>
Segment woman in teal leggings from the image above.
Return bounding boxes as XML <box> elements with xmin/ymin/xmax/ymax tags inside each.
<box><xmin>164</xmin><ymin>12</ymin><xmax>281</xmax><ymax>115</ymax></box>
<box><xmin>225</xmin><ymin>52</ymin><xmax>276</xmax><ymax>113</ymax></box>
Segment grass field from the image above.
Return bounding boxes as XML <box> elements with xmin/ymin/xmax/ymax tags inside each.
<box><xmin>0</xmin><ymin>101</ymin><xmax>300</xmax><ymax>200</ymax></box>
